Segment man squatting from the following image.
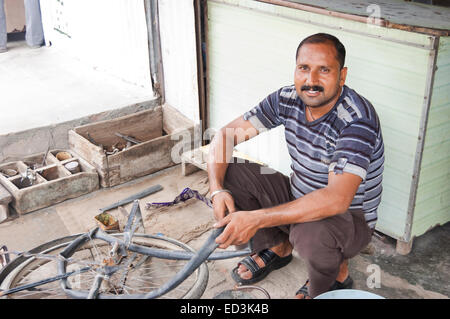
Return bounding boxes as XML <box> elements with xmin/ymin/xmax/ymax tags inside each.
<box><xmin>207</xmin><ymin>33</ymin><xmax>384</xmax><ymax>299</ymax></box>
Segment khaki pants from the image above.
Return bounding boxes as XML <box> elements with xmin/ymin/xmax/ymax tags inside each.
<box><xmin>223</xmin><ymin>159</ymin><xmax>372</xmax><ymax>297</ymax></box>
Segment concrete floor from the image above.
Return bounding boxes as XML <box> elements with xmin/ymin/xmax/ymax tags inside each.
<box><xmin>0</xmin><ymin>165</ymin><xmax>448</xmax><ymax>299</ymax></box>
<box><xmin>0</xmin><ymin>35</ymin><xmax>154</xmax><ymax>135</ymax></box>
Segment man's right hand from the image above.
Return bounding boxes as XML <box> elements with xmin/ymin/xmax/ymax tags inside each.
<box><xmin>212</xmin><ymin>191</ymin><xmax>236</xmax><ymax>221</ymax></box>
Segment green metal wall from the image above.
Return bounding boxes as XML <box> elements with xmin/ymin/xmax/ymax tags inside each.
<box><xmin>206</xmin><ymin>0</ymin><xmax>445</xmax><ymax>239</ymax></box>
<box><xmin>412</xmin><ymin>36</ymin><xmax>450</xmax><ymax>237</ymax></box>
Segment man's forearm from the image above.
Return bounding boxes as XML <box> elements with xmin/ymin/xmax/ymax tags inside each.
<box><xmin>256</xmin><ymin>186</ymin><xmax>350</xmax><ymax>228</ymax></box>
<box><xmin>207</xmin><ymin>129</ymin><xmax>235</xmax><ymax>192</ymax></box>
<box><xmin>207</xmin><ymin>162</ymin><xmax>228</xmax><ymax>192</ymax></box>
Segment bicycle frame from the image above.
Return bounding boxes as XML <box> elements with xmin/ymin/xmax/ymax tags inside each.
<box><xmin>0</xmin><ymin>188</ymin><xmax>252</xmax><ymax>299</ymax></box>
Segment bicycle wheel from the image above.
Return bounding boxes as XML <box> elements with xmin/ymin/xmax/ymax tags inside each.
<box><xmin>0</xmin><ymin>232</ymin><xmax>208</xmax><ymax>299</ymax></box>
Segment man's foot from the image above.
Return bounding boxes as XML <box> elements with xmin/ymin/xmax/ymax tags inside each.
<box><xmin>335</xmin><ymin>259</ymin><xmax>349</xmax><ymax>282</ymax></box>
<box><xmin>329</xmin><ymin>276</ymin><xmax>353</xmax><ymax>290</ymax></box>
<box><xmin>295</xmin><ymin>279</ymin><xmax>312</xmax><ymax>299</ymax></box>
<box><xmin>294</xmin><ymin>259</ymin><xmax>353</xmax><ymax>299</ymax></box>
<box><xmin>231</xmin><ymin>240</ymin><xmax>293</xmax><ymax>284</ymax></box>
<box><xmin>294</xmin><ymin>276</ymin><xmax>353</xmax><ymax>299</ymax></box>
<box><xmin>0</xmin><ymin>47</ymin><xmax>7</xmax><ymax>53</ymax></box>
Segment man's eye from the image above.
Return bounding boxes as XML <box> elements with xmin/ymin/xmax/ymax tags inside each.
<box><xmin>298</xmin><ymin>65</ymin><xmax>308</xmax><ymax>71</ymax></box>
<box><xmin>321</xmin><ymin>67</ymin><xmax>330</xmax><ymax>73</ymax></box>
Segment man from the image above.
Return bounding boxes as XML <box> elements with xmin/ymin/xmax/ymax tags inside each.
<box><xmin>207</xmin><ymin>33</ymin><xmax>384</xmax><ymax>299</ymax></box>
<box><xmin>0</xmin><ymin>0</ymin><xmax>45</xmax><ymax>53</ymax></box>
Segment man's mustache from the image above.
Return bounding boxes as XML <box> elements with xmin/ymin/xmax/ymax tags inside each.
<box><xmin>301</xmin><ymin>85</ymin><xmax>324</xmax><ymax>92</ymax></box>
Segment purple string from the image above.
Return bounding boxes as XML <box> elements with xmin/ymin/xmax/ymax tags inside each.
<box><xmin>145</xmin><ymin>188</ymin><xmax>212</xmax><ymax>210</ymax></box>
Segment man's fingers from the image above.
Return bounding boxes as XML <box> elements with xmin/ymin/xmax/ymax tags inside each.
<box><xmin>215</xmin><ymin>224</ymin><xmax>231</xmax><ymax>245</ymax></box>
<box><xmin>213</xmin><ymin>214</ymin><xmax>230</xmax><ymax>229</ymax></box>
<box><xmin>212</xmin><ymin>192</ymin><xmax>235</xmax><ymax>220</ymax></box>
<box><xmin>219</xmin><ymin>238</ymin><xmax>234</xmax><ymax>249</ymax></box>
<box><xmin>213</xmin><ymin>208</ymin><xmax>225</xmax><ymax>221</ymax></box>
<box><xmin>213</xmin><ymin>201</ymin><xmax>227</xmax><ymax>220</ymax></box>
<box><xmin>226</xmin><ymin>198</ymin><xmax>236</xmax><ymax>213</ymax></box>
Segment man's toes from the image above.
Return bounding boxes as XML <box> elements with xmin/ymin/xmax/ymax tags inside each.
<box><xmin>235</xmin><ymin>253</ymin><xmax>265</xmax><ymax>280</ymax></box>
<box><xmin>236</xmin><ymin>265</ymin><xmax>252</xmax><ymax>279</ymax></box>
<box><xmin>237</xmin><ymin>264</ymin><xmax>247</xmax><ymax>274</ymax></box>
<box><xmin>240</xmin><ymin>270</ymin><xmax>253</xmax><ymax>280</ymax></box>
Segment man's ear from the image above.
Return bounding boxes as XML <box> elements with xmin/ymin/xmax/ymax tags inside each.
<box><xmin>339</xmin><ymin>67</ymin><xmax>348</xmax><ymax>86</ymax></box>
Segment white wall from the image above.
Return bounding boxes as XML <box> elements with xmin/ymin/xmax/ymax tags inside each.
<box><xmin>158</xmin><ymin>0</ymin><xmax>200</xmax><ymax>123</ymax></box>
<box><xmin>40</xmin><ymin>0</ymin><xmax>153</xmax><ymax>90</ymax></box>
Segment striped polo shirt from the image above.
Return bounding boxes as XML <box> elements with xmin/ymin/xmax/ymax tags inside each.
<box><xmin>243</xmin><ymin>84</ymin><xmax>384</xmax><ymax>229</ymax></box>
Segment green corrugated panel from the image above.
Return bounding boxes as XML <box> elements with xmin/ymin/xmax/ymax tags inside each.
<box><xmin>412</xmin><ymin>207</ymin><xmax>449</xmax><ymax>237</ymax></box>
<box><xmin>412</xmin><ymin>38</ymin><xmax>450</xmax><ymax>238</ymax></box>
<box><xmin>207</xmin><ymin>0</ymin><xmax>433</xmax><ymax>239</ymax></box>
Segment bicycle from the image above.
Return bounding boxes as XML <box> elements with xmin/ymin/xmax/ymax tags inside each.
<box><xmin>0</xmin><ymin>188</ymin><xmax>252</xmax><ymax>299</ymax></box>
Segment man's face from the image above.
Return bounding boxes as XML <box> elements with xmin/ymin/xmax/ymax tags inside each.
<box><xmin>294</xmin><ymin>42</ymin><xmax>347</xmax><ymax>108</ymax></box>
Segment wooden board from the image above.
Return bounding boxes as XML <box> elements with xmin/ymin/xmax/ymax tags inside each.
<box><xmin>70</xmin><ymin>104</ymin><xmax>196</xmax><ymax>187</ymax></box>
<box><xmin>0</xmin><ymin>150</ymin><xmax>99</xmax><ymax>215</ymax></box>
<box><xmin>181</xmin><ymin>144</ymin><xmax>266</xmax><ymax>176</ymax></box>
<box><xmin>73</xmin><ymin>106</ymin><xmax>163</xmax><ymax>147</ymax></box>
<box><xmin>0</xmin><ymin>184</ymin><xmax>12</xmax><ymax>223</ymax></box>
<box><xmin>0</xmin><ymin>184</ymin><xmax>12</xmax><ymax>205</ymax></box>
<box><xmin>163</xmin><ymin>104</ymin><xmax>196</xmax><ymax>135</ymax></box>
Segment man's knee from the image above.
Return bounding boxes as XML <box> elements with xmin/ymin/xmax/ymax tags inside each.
<box><xmin>224</xmin><ymin>160</ymin><xmax>242</xmax><ymax>178</ymax></box>
<box><xmin>223</xmin><ymin>161</ymin><xmax>246</xmax><ymax>189</ymax></box>
<box><xmin>288</xmin><ymin>221</ymin><xmax>337</xmax><ymax>261</ymax></box>
<box><xmin>224</xmin><ymin>160</ymin><xmax>261</xmax><ymax>187</ymax></box>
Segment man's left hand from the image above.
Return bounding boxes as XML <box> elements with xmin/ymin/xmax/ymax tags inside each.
<box><xmin>213</xmin><ymin>210</ymin><xmax>261</xmax><ymax>249</ymax></box>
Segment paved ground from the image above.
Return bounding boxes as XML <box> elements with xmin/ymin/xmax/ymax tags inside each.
<box><xmin>0</xmin><ymin>165</ymin><xmax>448</xmax><ymax>299</ymax></box>
<box><xmin>0</xmin><ymin>35</ymin><xmax>154</xmax><ymax>136</ymax></box>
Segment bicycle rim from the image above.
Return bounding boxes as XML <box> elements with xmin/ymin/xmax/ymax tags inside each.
<box><xmin>0</xmin><ymin>233</ymin><xmax>208</xmax><ymax>299</ymax></box>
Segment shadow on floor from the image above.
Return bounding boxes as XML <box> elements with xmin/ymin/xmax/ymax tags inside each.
<box><xmin>352</xmin><ymin>222</ymin><xmax>450</xmax><ymax>298</ymax></box>
<box><xmin>7</xmin><ymin>31</ymin><xmax>26</xmax><ymax>42</ymax></box>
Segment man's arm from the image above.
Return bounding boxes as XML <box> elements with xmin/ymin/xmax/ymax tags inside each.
<box><xmin>207</xmin><ymin>115</ymin><xmax>260</xmax><ymax>220</ymax></box>
<box><xmin>214</xmin><ymin>171</ymin><xmax>362</xmax><ymax>248</ymax></box>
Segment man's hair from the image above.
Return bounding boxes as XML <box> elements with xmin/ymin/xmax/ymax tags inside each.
<box><xmin>295</xmin><ymin>33</ymin><xmax>346</xmax><ymax>69</ymax></box>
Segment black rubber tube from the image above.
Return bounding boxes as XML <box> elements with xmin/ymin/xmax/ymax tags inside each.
<box><xmin>0</xmin><ymin>234</ymin><xmax>82</xmax><ymax>285</ymax></box>
<box><xmin>57</xmin><ymin>227</ymin><xmax>251</xmax><ymax>299</ymax></box>
<box><xmin>59</xmin><ymin>227</ymin><xmax>233</xmax><ymax>299</ymax></box>
<box><xmin>0</xmin><ymin>266</ymin><xmax>91</xmax><ymax>297</ymax></box>
<box><xmin>95</xmin><ymin>229</ymin><xmax>252</xmax><ymax>260</ymax></box>
<box><xmin>143</xmin><ymin>227</ymin><xmax>224</xmax><ymax>299</ymax></box>
<box><xmin>58</xmin><ymin>229</ymin><xmax>97</xmax><ymax>291</ymax></box>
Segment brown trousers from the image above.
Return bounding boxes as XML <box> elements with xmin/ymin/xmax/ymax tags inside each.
<box><xmin>223</xmin><ymin>160</ymin><xmax>372</xmax><ymax>298</ymax></box>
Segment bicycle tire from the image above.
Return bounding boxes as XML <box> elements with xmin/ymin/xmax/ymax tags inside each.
<box><xmin>0</xmin><ymin>232</ymin><xmax>208</xmax><ymax>299</ymax></box>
